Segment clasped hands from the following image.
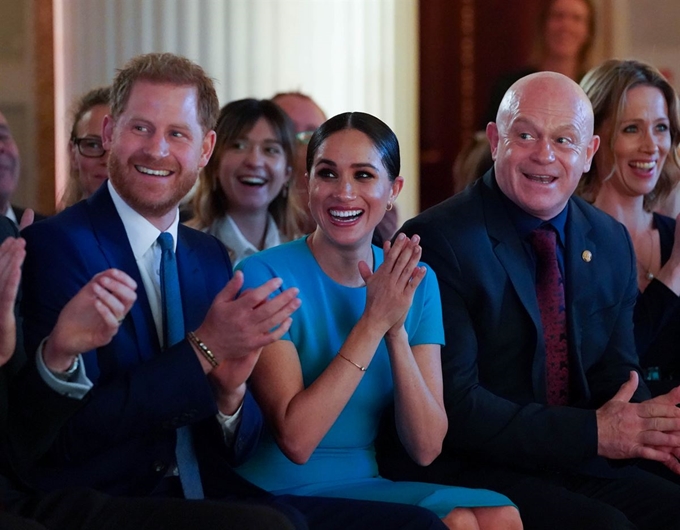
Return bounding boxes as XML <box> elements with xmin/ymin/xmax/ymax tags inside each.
<box><xmin>359</xmin><ymin>233</ymin><xmax>427</xmax><ymax>337</ymax></box>
<box><xmin>597</xmin><ymin>371</ymin><xmax>680</xmax><ymax>474</ymax></box>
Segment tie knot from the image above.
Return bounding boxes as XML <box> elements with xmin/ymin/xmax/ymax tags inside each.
<box><xmin>158</xmin><ymin>232</ymin><xmax>174</xmax><ymax>252</ymax></box>
<box><xmin>530</xmin><ymin>227</ymin><xmax>557</xmax><ymax>260</ymax></box>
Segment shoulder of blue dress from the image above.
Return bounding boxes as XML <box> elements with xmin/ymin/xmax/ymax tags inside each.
<box><xmin>371</xmin><ymin>243</ymin><xmax>385</xmax><ymax>269</ymax></box>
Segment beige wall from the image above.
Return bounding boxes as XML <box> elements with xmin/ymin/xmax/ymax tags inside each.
<box><xmin>0</xmin><ymin>0</ymin><xmax>37</xmax><ymax>212</ymax></box>
<box><xmin>3</xmin><ymin>0</ymin><xmax>680</xmax><ymax>218</ymax></box>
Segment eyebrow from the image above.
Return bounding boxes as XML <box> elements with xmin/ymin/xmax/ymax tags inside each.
<box><xmin>511</xmin><ymin>117</ymin><xmax>579</xmax><ymax>136</ymax></box>
<box><xmin>314</xmin><ymin>158</ymin><xmax>379</xmax><ymax>171</ymax></box>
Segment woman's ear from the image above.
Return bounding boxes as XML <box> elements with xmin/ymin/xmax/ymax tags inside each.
<box><xmin>390</xmin><ymin>176</ymin><xmax>405</xmax><ymax>203</ymax></box>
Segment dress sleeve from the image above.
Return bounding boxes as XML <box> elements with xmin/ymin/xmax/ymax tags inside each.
<box><xmin>405</xmin><ymin>264</ymin><xmax>445</xmax><ymax>347</ymax></box>
<box><xmin>236</xmin><ymin>254</ymin><xmax>291</xmax><ymax>341</ymax></box>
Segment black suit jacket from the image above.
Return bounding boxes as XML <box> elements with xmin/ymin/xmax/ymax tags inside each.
<box><xmin>399</xmin><ymin>170</ymin><xmax>647</xmax><ymax>476</ymax></box>
<box><xmin>0</xmin><ymin>216</ymin><xmax>84</xmax><ymax>503</ymax></box>
<box><xmin>11</xmin><ymin>205</ymin><xmax>47</xmax><ymax>225</ymax></box>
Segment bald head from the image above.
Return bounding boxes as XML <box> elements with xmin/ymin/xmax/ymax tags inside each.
<box><xmin>497</xmin><ymin>72</ymin><xmax>595</xmax><ymax>137</ymax></box>
<box><xmin>487</xmin><ymin>71</ymin><xmax>600</xmax><ymax>220</ymax></box>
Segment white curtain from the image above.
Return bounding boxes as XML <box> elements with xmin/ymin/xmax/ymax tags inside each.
<box><xmin>54</xmin><ymin>0</ymin><xmax>419</xmax><ymax>220</ymax></box>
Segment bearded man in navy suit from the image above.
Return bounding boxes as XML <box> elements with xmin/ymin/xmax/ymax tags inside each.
<box><xmin>382</xmin><ymin>72</ymin><xmax>680</xmax><ymax>530</ymax></box>
<box><xmin>20</xmin><ymin>52</ymin><xmax>447</xmax><ymax>530</ymax></box>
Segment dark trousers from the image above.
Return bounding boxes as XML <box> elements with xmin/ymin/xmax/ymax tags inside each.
<box><xmin>153</xmin><ymin>475</ymin><xmax>447</xmax><ymax>529</ymax></box>
<box><xmin>436</xmin><ymin>463</ymin><xmax>680</xmax><ymax>530</ymax></box>
<box><xmin>278</xmin><ymin>493</ymin><xmax>447</xmax><ymax>530</ymax></box>
<box><xmin>7</xmin><ymin>488</ymin><xmax>295</xmax><ymax>530</ymax></box>
<box><xmin>6</xmin><ymin>487</ymin><xmax>447</xmax><ymax>530</ymax></box>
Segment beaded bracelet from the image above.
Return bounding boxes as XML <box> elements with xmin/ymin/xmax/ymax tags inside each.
<box><xmin>187</xmin><ymin>331</ymin><xmax>219</xmax><ymax>368</ymax></box>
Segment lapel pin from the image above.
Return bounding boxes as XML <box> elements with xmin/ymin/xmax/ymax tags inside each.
<box><xmin>581</xmin><ymin>250</ymin><xmax>592</xmax><ymax>263</ymax></box>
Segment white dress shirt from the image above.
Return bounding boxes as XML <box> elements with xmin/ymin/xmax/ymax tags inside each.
<box><xmin>39</xmin><ymin>181</ymin><xmax>240</xmax><ymax>437</ymax></box>
<box><xmin>206</xmin><ymin>214</ymin><xmax>283</xmax><ymax>266</ymax></box>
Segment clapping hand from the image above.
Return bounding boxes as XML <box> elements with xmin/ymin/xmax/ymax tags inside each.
<box><xmin>0</xmin><ymin>237</ymin><xmax>25</xmax><ymax>367</ymax></box>
<box><xmin>359</xmin><ymin>233</ymin><xmax>426</xmax><ymax>336</ymax></box>
<box><xmin>596</xmin><ymin>371</ymin><xmax>680</xmax><ymax>474</ymax></box>
<box><xmin>43</xmin><ymin>269</ymin><xmax>137</xmax><ymax>372</ymax></box>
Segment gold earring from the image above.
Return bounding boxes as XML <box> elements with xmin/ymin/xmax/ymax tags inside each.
<box><xmin>386</xmin><ymin>202</ymin><xmax>393</xmax><ymax>212</ymax></box>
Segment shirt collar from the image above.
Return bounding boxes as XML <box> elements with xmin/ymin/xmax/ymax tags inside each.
<box><xmin>4</xmin><ymin>205</ymin><xmax>17</xmax><ymax>223</ymax></box>
<box><xmin>494</xmin><ymin>175</ymin><xmax>568</xmax><ymax>247</ymax></box>
<box><xmin>209</xmin><ymin>214</ymin><xmax>281</xmax><ymax>265</ymax></box>
<box><xmin>107</xmin><ymin>180</ymin><xmax>179</xmax><ymax>258</ymax></box>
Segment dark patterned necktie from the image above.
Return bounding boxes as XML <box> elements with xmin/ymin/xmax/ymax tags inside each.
<box><xmin>530</xmin><ymin>227</ymin><xmax>570</xmax><ymax>406</ymax></box>
<box><xmin>158</xmin><ymin>232</ymin><xmax>204</xmax><ymax>499</ymax></box>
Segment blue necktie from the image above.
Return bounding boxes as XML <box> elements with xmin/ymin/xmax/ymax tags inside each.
<box><xmin>158</xmin><ymin>232</ymin><xmax>204</xmax><ymax>499</ymax></box>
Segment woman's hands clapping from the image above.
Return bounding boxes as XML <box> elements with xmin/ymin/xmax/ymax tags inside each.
<box><xmin>359</xmin><ymin>233</ymin><xmax>426</xmax><ymax>336</ymax></box>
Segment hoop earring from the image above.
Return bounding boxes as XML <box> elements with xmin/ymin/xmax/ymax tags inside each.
<box><xmin>385</xmin><ymin>202</ymin><xmax>393</xmax><ymax>212</ymax></box>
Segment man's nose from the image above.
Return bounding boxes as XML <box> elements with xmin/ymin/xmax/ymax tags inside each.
<box><xmin>533</xmin><ymin>138</ymin><xmax>556</xmax><ymax>164</ymax></box>
<box><xmin>144</xmin><ymin>134</ymin><xmax>169</xmax><ymax>158</ymax></box>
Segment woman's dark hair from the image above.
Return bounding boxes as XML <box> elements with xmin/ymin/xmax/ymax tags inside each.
<box><xmin>579</xmin><ymin>59</ymin><xmax>680</xmax><ymax>210</ymax></box>
<box><xmin>306</xmin><ymin>112</ymin><xmax>400</xmax><ymax>180</ymax></box>
<box><xmin>192</xmin><ymin>98</ymin><xmax>303</xmax><ymax>238</ymax></box>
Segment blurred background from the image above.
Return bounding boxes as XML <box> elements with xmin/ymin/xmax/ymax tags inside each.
<box><xmin>0</xmin><ymin>0</ymin><xmax>676</xmax><ymax>222</ymax></box>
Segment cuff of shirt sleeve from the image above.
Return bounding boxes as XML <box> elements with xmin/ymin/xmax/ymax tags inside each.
<box><xmin>216</xmin><ymin>403</ymin><xmax>243</xmax><ymax>445</ymax></box>
<box><xmin>36</xmin><ymin>337</ymin><xmax>93</xmax><ymax>399</ymax></box>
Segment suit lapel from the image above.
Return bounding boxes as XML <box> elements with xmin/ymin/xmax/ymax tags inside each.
<box><xmin>563</xmin><ymin>199</ymin><xmax>595</xmax><ymax>401</ymax></box>
<box><xmin>176</xmin><ymin>227</ymin><xmax>212</xmax><ymax>334</ymax></box>
<box><xmin>86</xmin><ymin>185</ymin><xmax>160</xmax><ymax>362</ymax></box>
<box><xmin>480</xmin><ymin>172</ymin><xmax>549</xmax><ymax>401</ymax></box>
<box><xmin>481</xmin><ymin>174</ymin><xmax>543</xmax><ymax>329</ymax></box>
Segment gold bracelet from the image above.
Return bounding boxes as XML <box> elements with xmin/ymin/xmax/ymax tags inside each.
<box><xmin>338</xmin><ymin>353</ymin><xmax>368</xmax><ymax>372</ymax></box>
<box><xmin>187</xmin><ymin>331</ymin><xmax>219</xmax><ymax>368</ymax></box>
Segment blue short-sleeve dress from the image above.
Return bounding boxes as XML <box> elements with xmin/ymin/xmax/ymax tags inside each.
<box><xmin>234</xmin><ymin>237</ymin><xmax>514</xmax><ymax>517</ymax></box>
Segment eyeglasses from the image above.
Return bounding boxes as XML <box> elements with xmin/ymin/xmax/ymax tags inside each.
<box><xmin>72</xmin><ymin>136</ymin><xmax>106</xmax><ymax>158</ymax></box>
<box><xmin>295</xmin><ymin>130</ymin><xmax>315</xmax><ymax>146</ymax></box>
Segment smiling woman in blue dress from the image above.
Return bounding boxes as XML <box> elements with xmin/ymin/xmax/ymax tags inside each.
<box><xmin>235</xmin><ymin>112</ymin><xmax>523</xmax><ymax>529</ymax></box>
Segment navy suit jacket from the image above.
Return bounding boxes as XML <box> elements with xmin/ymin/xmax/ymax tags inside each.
<box><xmin>399</xmin><ymin>170</ymin><xmax>649</xmax><ymax>476</ymax></box>
<box><xmin>20</xmin><ymin>184</ymin><xmax>264</xmax><ymax>498</ymax></box>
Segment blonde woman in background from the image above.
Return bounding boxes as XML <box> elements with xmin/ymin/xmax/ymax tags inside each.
<box><xmin>61</xmin><ymin>87</ymin><xmax>111</xmax><ymax>209</ymax></box>
<box><xmin>579</xmin><ymin>59</ymin><xmax>680</xmax><ymax>395</ymax></box>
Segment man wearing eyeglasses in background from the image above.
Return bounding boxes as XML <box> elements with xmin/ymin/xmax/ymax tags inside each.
<box><xmin>0</xmin><ymin>112</ymin><xmax>45</xmax><ymax>227</ymax></box>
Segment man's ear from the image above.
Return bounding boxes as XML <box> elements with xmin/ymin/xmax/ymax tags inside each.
<box><xmin>486</xmin><ymin>122</ymin><xmax>500</xmax><ymax>161</ymax></box>
<box><xmin>583</xmin><ymin>134</ymin><xmax>600</xmax><ymax>173</ymax></box>
<box><xmin>198</xmin><ymin>130</ymin><xmax>217</xmax><ymax>169</ymax></box>
<box><xmin>102</xmin><ymin>115</ymin><xmax>114</xmax><ymax>150</ymax></box>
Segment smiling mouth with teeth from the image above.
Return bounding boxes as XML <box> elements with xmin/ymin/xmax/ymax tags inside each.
<box><xmin>630</xmin><ymin>161</ymin><xmax>656</xmax><ymax>170</ymax></box>
<box><xmin>329</xmin><ymin>209</ymin><xmax>364</xmax><ymax>221</ymax></box>
<box><xmin>238</xmin><ymin>176</ymin><xmax>267</xmax><ymax>186</ymax></box>
<box><xmin>525</xmin><ymin>173</ymin><xmax>556</xmax><ymax>184</ymax></box>
<box><xmin>136</xmin><ymin>165</ymin><xmax>171</xmax><ymax>177</ymax></box>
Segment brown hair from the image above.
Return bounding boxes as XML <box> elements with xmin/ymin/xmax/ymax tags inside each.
<box><xmin>532</xmin><ymin>0</ymin><xmax>596</xmax><ymax>79</ymax></box>
<box><xmin>69</xmin><ymin>86</ymin><xmax>111</xmax><ymax>141</ymax></box>
<box><xmin>110</xmin><ymin>52</ymin><xmax>219</xmax><ymax>132</ymax></box>
<box><xmin>191</xmin><ymin>98</ymin><xmax>304</xmax><ymax>239</ymax></box>
<box><xmin>61</xmin><ymin>86</ymin><xmax>111</xmax><ymax>209</ymax></box>
<box><xmin>579</xmin><ymin>59</ymin><xmax>680</xmax><ymax>210</ymax></box>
